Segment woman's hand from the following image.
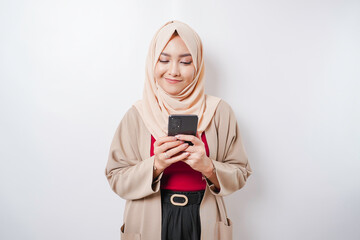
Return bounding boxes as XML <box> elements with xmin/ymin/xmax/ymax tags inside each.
<box><xmin>153</xmin><ymin>136</ymin><xmax>190</xmax><ymax>172</ymax></box>
<box><xmin>174</xmin><ymin>134</ymin><xmax>214</xmax><ymax>178</ymax></box>
<box><xmin>176</xmin><ymin>134</ymin><xmax>221</xmax><ymax>192</ymax></box>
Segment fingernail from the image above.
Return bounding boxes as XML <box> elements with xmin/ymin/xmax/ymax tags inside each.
<box><xmin>183</xmin><ymin>143</ymin><xmax>188</xmax><ymax>147</ymax></box>
<box><xmin>175</xmin><ymin>135</ymin><xmax>180</xmax><ymax>139</ymax></box>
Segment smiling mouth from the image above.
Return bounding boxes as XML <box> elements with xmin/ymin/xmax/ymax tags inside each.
<box><xmin>165</xmin><ymin>78</ymin><xmax>182</xmax><ymax>84</ymax></box>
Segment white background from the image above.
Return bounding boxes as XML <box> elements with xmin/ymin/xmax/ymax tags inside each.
<box><xmin>1</xmin><ymin>0</ymin><xmax>359</xmax><ymax>239</ymax></box>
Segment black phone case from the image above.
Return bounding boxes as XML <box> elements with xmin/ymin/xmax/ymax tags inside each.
<box><xmin>168</xmin><ymin>115</ymin><xmax>198</xmax><ymax>146</ymax></box>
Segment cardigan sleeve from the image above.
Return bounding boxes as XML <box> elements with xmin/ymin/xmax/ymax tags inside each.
<box><xmin>104</xmin><ymin>107</ymin><xmax>162</xmax><ymax>200</ymax></box>
<box><xmin>208</xmin><ymin>100</ymin><xmax>252</xmax><ymax>196</ymax></box>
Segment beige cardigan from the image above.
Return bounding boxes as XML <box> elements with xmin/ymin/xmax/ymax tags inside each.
<box><xmin>105</xmin><ymin>99</ymin><xmax>252</xmax><ymax>240</ymax></box>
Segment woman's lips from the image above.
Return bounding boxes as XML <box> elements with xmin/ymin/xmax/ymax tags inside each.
<box><xmin>165</xmin><ymin>78</ymin><xmax>182</xmax><ymax>84</ymax></box>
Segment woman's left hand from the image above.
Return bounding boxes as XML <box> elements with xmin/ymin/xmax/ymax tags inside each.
<box><xmin>175</xmin><ymin>134</ymin><xmax>214</xmax><ymax>178</ymax></box>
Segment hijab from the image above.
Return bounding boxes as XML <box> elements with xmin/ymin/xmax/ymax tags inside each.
<box><xmin>134</xmin><ymin>20</ymin><xmax>221</xmax><ymax>139</ymax></box>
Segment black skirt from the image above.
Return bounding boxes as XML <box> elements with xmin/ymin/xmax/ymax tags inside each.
<box><xmin>161</xmin><ymin>189</ymin><xmax>205</xmax><ymax>240</ymax></box>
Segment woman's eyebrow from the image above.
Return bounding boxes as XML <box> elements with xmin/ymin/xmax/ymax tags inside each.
<box><xmin>161</xmin><ymin>52</ymin><xmax>192</xmax><ymax>57</ymax></box>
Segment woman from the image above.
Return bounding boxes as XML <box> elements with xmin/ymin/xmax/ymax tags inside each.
<box><xmin>105</xmin><ymin>20</ymin><xmax>252</xmax><ymax>240</ymax></box>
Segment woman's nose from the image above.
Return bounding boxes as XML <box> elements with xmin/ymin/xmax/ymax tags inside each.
<box><xmin>169</xmin><ymin>62</ymin><xmax>180</xmax><ymax>76</ymax></box>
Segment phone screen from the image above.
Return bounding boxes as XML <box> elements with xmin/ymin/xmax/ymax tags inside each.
<box><xmin>168</xmin><ymin>114</ymin><xmax>198</xmax><ymax>145</ymax></box>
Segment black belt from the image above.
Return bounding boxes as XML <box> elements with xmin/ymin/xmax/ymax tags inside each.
<box><xmin>161</xmin><ymin>189</ymin><xmax>205</xmax><ymax>207</ymax></box>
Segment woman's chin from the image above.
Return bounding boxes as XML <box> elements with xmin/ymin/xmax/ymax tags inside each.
<box><xmin>162</xmin><ymin>86</ymin><xmax>184</xmax><ymax>96</ymax></box>
<box><xmin>165</xmin><ymin>89</ymin><xmax>181</xmax><ymax>96</ymax></box>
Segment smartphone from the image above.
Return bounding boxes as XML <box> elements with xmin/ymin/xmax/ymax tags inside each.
<box><xmin>168</xmin><ymin>114</ymin><xmax>198</xmax><ymax>146</ymax></box>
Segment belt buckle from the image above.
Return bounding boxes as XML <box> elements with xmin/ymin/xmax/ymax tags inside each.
<box><xmin>170</xmin><ymin>194</ymin><xmax>188</xmax><ymax>207</ymax></box>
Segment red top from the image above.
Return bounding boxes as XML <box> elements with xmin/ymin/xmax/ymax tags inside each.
<box><xmin>150</xmin><ymin>133</ymin><xmax>210</xmax><ymax>191</ymax></box>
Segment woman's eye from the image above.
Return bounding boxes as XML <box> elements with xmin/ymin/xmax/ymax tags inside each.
<box><xmin>159</xmin><ymin>60</ymin><xmax>192</xmax><ymax>64</ymax></box>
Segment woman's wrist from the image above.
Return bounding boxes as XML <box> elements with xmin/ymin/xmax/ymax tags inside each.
<box><xmin>153</xmin><ymin>161</ymin><xmax>163</xmax><ymax>181</ymax></box>
<box><xmin>202</xmin><ymin>158</ymin><xmax>215</xmax><ymax>178</ymax></box>
<box><xmin>153</xmin><ymin>157</ymin><xmax>165</xmax><ymax>180</ymax></box>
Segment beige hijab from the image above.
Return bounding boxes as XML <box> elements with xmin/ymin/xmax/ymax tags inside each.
<box><xmin>134</xmin><ymin>20</ymin><xmax>221</xmax><ymax>139</ymax></box>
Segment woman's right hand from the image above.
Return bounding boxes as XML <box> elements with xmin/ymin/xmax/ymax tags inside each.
<box><xmin>153</xmin><ymin>136</ymin><xmax>190</xmax><ymax>172</ymax></box>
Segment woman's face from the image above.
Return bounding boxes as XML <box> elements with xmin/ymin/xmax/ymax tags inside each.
<box><xmin>154</xmin><ymin>35</ymin><xmax>196</xmax><ymax>96</ymax></box>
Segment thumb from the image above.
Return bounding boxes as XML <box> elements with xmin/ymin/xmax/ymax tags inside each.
<box><xmin>196</xmin><ymin>131</ymin><xmax>201</xmax><ymax>139</ymax></box>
